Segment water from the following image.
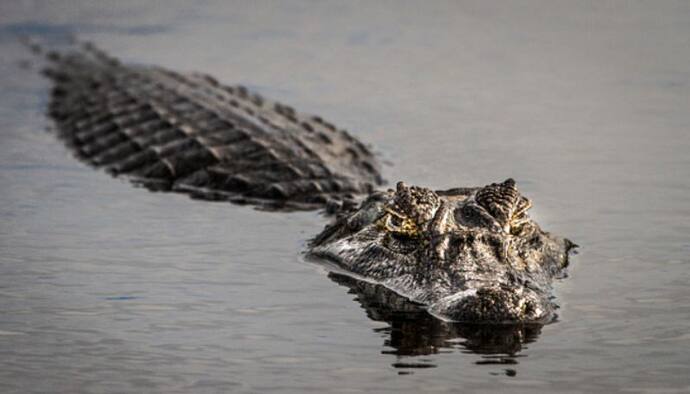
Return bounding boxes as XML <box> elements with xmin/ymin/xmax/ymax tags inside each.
<box><xmin>1</xmin><ymin>1</ymin><xmax>689</xmax><ymax>392</ymax></box>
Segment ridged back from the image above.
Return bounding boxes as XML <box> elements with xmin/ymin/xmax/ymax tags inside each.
<box><xmin>43</xmin><ymin>43</ymin><xmax>383</xmax><ymax>210</ymax></box>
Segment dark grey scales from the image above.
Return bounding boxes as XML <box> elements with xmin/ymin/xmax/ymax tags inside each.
<box><xmin>41</xmin><ymin>41</ymin><xmax>382</xmax><ymax>210</ymax></box>
<box><xmin>35</xmin><ymin>41</ymin><xmax>576</xmax><ymax>324</ymax></box>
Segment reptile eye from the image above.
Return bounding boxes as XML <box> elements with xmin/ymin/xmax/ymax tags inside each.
<box><xmin>389</xmin><ymin>215</ymin><xmax>403</xmax><ymax>227</ymax></box>
<box><xmin>377</xmin><ymin>209</ymin><xmax>421</xmax><ymax>238</ymax></box>
<box><xmin>466</xmin><ymin>179</ymin><xmax>535</xmax><ymax>234</ymax></box>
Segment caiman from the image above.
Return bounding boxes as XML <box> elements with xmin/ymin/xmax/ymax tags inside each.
<box><xmin>28</xmin><ymin>40</ymin><xmax>575</xmax><ymax>324</ymax></box>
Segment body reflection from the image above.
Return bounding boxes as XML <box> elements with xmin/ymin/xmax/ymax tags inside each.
<box><xmin>329</xmin><ymin>272</ymin><xmax>543</xmax><ymax>372</ymax></box>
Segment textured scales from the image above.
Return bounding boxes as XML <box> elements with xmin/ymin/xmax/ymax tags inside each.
<box><xmin>33</xmin><ymin>41</ymin><xmax>575</xmax><ymax>324</ymax></box>
<box><xmin>42</xmin><ymin>42</ymin><xmax>383</xmax><ymax>210</ymax></box>
<box><xmin>309</xmin><ymin>180</ymin><xmax>575</xmax><ymax>323</ymax></box>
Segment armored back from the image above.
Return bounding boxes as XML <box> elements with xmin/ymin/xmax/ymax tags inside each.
<box><xmin>41</xmin><ymin>42</ymin><xmax>383</xmax><ymax>210</ymax></box>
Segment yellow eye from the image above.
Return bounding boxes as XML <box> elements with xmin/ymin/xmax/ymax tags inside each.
<box><xmin>377</xmin><ymin>208</ymin><xmax>421</xmax><ymax>238</ymax></box>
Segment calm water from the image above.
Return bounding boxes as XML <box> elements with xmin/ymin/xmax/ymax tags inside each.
<box><xmin>1</xmin><ymin>1</ymin><xmax>689</xmax><ymax>393</ymax></box>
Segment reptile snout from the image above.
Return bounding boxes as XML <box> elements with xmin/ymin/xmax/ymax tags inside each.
<box><xmin>439</xmin><ymin>286</ymin><xmax>552</xmax><ymax>323</ymax></box>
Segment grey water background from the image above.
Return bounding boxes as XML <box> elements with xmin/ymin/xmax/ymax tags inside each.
<box><xmin>1</xmin><ymin>1</ymin><xmax>689</xmax><ymax>392</ymax></box>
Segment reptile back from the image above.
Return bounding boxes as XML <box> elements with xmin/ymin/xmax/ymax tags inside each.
<box><xmin>42</xmin><ymin>43</ymin><xmax>383</xmax><ymax>210</ymax></box>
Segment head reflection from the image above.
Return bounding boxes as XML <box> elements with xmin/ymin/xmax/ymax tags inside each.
<box><xmin>329</xmin><ymin>272</ymin><xmax>544</xmax><ymax>372</ymax></box>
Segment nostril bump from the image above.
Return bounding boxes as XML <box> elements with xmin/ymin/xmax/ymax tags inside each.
<box><xmin>436</xmin><ymin>287</ymin><xmax>551</xmax><ymax>323</ymax></box>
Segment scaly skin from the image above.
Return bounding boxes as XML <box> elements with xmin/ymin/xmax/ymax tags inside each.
<box><xmin>328</xmin><ymin>272</ymin><xmax>543</xmax><ymax>356</ymax></box>
<box><xmin>33</xmin><ymin>41</ymin><xmax>575</xmax><ymax>324</ymax></box>
<box><xmin>39</xmin><ymin>41</ymin><xmax>383</xmax><ymax>210</ymax></box>
<box><xmin>309</xmin><ymin>180</ymin><xmax>575</xmax><ymax>323</ymax></box>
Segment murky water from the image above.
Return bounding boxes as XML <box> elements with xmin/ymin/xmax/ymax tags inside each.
<box><xmin>1</xmin><ymin>1</ymin><xmax>689</xmax><ymax>393</ymax></box>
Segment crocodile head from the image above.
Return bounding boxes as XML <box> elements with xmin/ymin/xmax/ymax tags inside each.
<box><xmin>309</xmin><ymin>179</ymin><xmax>575</xmax><ymax>324</ymax></box>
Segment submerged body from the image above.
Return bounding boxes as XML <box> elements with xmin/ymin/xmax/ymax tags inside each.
<box><xmin>34</xmin><ymin>41</ymin><xmax>575</xmax><ymax>323</ymax></box>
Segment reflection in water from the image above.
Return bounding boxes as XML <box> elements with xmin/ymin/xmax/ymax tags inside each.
<box><xmin>329</xmin><ymin>272</ymin><xmax>542</xmax><ymax>373</ymax></box>
<box><xmin>3</xmin><ymin>1</ymin><xmax>690</xmax><ymax>391</ymax></box>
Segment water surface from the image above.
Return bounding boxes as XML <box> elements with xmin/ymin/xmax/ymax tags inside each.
<box><xmin>1</xmin><ymin>1</ymin><xmax>689</xmax><ymax>393</ymax></box>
